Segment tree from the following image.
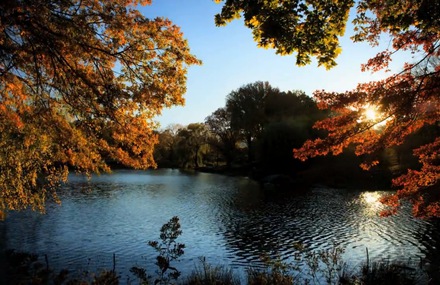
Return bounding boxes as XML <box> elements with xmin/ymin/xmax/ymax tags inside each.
<box><xmin>264</xmin><ymin>90</ymin><xmax>322</xmax><ymax>122</ymax></box>
<box><xmin>214</xmin><ymin>0</ymin><xmax>352</xmax><ymax>69</ymax></box>
<box><xmin>205</xmin><ymin>107</ymin><xmax>240</xmax><ymax>167</ymax></box>
<box><xmin>154</xmin><ymin>128</ymin><xmax>179</xmax><ymax>168</ymax></box>
<box><xmin>226</xmin><ymin>81</ymin><xmax>281</xmax><ymax>163</ymax></box>
<box><xmin>259</xmin><ymin>91</ymin><xmax>324</xmax><ymax>173</ymax></box>
<box><xmin>217</xmin><ymin>0</ymin><xmax>440</xmax><ymax>217</ymax></box>
<box><xmin>0</xmin><ymin>0</ymin><xmax>200</xmax><ymax>218</ymax></box>
<box><xmin>175</xmin><ymin>123</ymin><xmax>210</xmax><ymax>169</ymax></box>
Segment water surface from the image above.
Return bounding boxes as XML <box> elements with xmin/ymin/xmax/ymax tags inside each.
<box><xmin>1</xmin><ymin>169</ymin><xmax>439</xmax><ymax>280</ymax></box>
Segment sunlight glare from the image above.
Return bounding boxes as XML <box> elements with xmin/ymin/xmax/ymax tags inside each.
<box><xmin>364</xmin><ymin>106</ymin><xmax>378</xmax><ymax>121</ymax></box>
<box><xmin>360</xmin><ymin>192</ymin><xmax>384</xmax><ymax>216</ymax></box>
<box><xmin>362</xmin><ymin>192</ymin><xmax>380</xmax><ymax>204</ymax></box>
<box><xmin>357</xmin><ymin>104</ymin><xmax>390</xmax><ymax>129</ymax></box>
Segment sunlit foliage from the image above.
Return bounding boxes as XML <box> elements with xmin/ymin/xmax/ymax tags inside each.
<box><xmin>214</xmin><ymin>0</ymin><xmax>352</xmax><ymax>69</ymax></box>
<box><xmin>216</xmin><ymin>0</ymin><xmax>440</xmax><ymax>217</ymax></box>
<box><xmin>0</xmin><ymin>0</ymin><xmax>200</xmax><ymax>217</ymax></box>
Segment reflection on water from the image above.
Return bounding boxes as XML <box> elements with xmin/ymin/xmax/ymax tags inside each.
<box><xmin>0</xmin><ymin>169</ymin><xmax>439</xmax><ymax>280</ymax></box>
<box><xmin>360</xmin><ymin>192</ymin><xmax>383</xmax><ymax>215</ymax></box>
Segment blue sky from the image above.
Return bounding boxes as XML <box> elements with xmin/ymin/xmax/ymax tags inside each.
<box><xmin>139</xmin><ymin>1</ymin><xmax>407</xmax><ymax>128</ymax></box>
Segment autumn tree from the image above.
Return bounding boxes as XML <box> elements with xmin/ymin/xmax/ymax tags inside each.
<box><xmin>216</xmin><ymin>0</ymin><xmax>440</xmax><ymax>217</ymax></box>
<box><xmin>225</xmin><ymin>81</ymin><xmax>281</xmax><ymax>163</ymax></box>
<box><xmin>0</xmin><ymin>0</ymin><xmax>200</xmax><ymax>218</ymax></box>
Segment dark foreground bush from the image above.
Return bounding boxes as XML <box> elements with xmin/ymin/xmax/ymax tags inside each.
<box><xmin>3</xmin><ymin>249</ymin><xmax>119</xmax><ymax>285</ymax></box>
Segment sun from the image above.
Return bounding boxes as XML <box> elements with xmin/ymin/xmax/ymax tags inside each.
<box><xmin>364</xmin><ymin>105</ymin><xmax>379</xmax><ymax>121</ymax></box>
<box><xmin>359</xmin><ymin>104</ymin><xmax>392</xmax><ymax>129</ymax></box>
<box><xmin>352</xmin><ymin>103</ymin><xmax>391</xmax><ymax>129</ymax></box>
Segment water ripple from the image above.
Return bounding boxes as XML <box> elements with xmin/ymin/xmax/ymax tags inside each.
<box><xmin>1</xmin><ymin>170</ymin><xmax>439</xmax><ymax>282</ymax></box>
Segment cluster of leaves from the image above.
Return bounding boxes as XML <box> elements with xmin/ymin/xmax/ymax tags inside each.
<box><xmin>0</xmin><ymin>0</ymin><xmax>200</xmax><ymax>218</ymax></box>
<box><xmin>217</xmin><ymin>81</ymin><xmax>325</xmax><ymax>173</ymax></box>
<box><xmin>225</xmin><ymin>81</ymin><xmax>279</xmax><ymax>163</ymax></box>
<box><xmin>292</xmin><ymin>0</ymin><xmax>440</xmax><ymax>217</ymax></box>
<box><xmin>214</xmin><ymin>0</ymin><xmax>353</xmax><ymax>69</ymax></box>
<box><xmin>215</xmin><ymin>0</ymin><xmax>440</xmax><ymax>217</ymax></box>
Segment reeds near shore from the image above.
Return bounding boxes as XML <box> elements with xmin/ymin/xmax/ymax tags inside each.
<box><xmin>3</xmin><ymin>247</ymin><xmax>434</xmax><ymax>285</ymax></box>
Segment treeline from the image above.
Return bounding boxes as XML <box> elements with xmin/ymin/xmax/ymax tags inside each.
<box><xmin>154</xmin><ymin>82</ymin><xmax>323</xmax><ymax>172</ymax></box>
<box><xmin>153</xmin><ymin>81</ymin><xmax>437</xmax><ymax>188</ymax></box>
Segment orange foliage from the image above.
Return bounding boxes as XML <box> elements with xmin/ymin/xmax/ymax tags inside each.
<box><xmin>294</xmin><ymin>0</ymin><xmax>440</xmax><ymax>217</ymax></box>
<box><xmin>0</xmin><ymin>0</ymin><xmax>200</xmax><ymax>218</ymax></box>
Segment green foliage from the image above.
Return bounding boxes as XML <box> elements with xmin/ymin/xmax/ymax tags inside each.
<box><xmin>214</xmin><ymin>0</ymin><xmax>353</xmax><ymax>68</ymax></box>
<box><xmin>264</xmin><ymin>90</ymin><xmax>319</xmax><ymax>122</ymax></box>
<box><xmin>175</xmin><ymin>124</ymin><xmax>211</xmax><ymax>169</ymax></box>
<box><xmin>154</xmin><ymin>129</ymin><xmax>180</xmax><ymax>168</ymax></box>
<box><xmin>200</xmin><ymin>81</ymin><xmax>328</xmax><ymax>172</ymax></box>
<box><xmin>258</xmin><ymin>91</ymin><xmax>325</xmax><ymax>173</ymax></box>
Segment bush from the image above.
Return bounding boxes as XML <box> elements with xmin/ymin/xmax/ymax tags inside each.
<box><xmin>131</xmin><ymin>216</ymin><xmax>185</xmax><ymax>285</ymax></box>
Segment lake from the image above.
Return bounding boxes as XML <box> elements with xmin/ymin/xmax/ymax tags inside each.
<box><xmin>1</xmin><ymin>169</ymin><xmax>439</xmax><ymax>282</ymax></box>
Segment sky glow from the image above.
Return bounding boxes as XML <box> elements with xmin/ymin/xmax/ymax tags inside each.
<box><xmin>140</xmin><ymin>1</ymin><xmax>410</xmax><ymax>129</ymax></box>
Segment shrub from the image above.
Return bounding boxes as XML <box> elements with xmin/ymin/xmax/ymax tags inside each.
<box><xmin>131</xmin><ymin>216</ymin><xmax>185</xmax><ymax>285</ymax></box>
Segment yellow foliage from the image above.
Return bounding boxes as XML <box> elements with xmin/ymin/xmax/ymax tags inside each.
<box><xmin>247</xmin><ymin>16</ymin><xmax>260</xmax><ymax>27</ymax></box>
<box><xmin>0</xmin><ymin>0</ymin><xmax>200</xmax><ymax>218</ymax></box>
